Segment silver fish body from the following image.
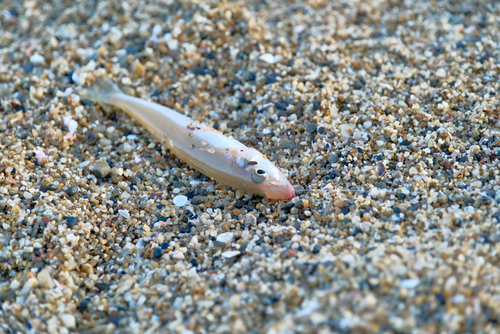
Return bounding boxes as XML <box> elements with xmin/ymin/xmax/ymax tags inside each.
<box><xmin>80</xmin><ymin>77</ymin><xmax>294</xmax><ymax>200</ymax></box>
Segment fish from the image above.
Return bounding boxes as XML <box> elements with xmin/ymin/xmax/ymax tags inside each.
<box><xmin>79</xmin><ymin>76</ymin><xmax>295</xmax><ymax>200</ymax></box>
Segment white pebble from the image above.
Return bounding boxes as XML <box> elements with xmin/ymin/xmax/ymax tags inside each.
<box><xmin>30</xmin><ymin>54</ymin><xmax>45</xmax><ymax>64</ymax></box>
<box><xmin>33</xmin><ymin>149</ymin><xmax>46</xmax><ymax>163</ymax></box>
<box><xmin>173</xmin><ymin>195</ymin><xmax>188</xmax><ymax>207</ymax></box>
<box><xmin>59</xmin><ymin>314</ymin><xmax>76</xmax><ymax>328</ymax></box>
<box><xmin>79</xmin><ymin>160</ymin><xmax>90</xmax><ymax>168</ymax></box>
<box><xmin>9</xmin><ymin>279</ymin><xmax>20</xmax><ymax>290</ymax></box>
<box><xmin>63</xmin><ymin>87</ymin><xmax>73</xmax><ymax>96</ymax></box>
<box><xmin>108</xmin><ymin>27</ymin><xmax>123</xmax><ymax>45</ymax></box>
<box><xmin>21</xmin><ymin>278</ymin><xmax>38</xmax><ymax>294</ymax></box>
<box><xmin>68</xmin><ymin>120</ymin><xmax>78</xmax><ymax>133</ymax></box>
<box><xmin>164</xmin><ymin>33</ymin><xmax>179</xmax><ymax>50</ymax></box>
<box><xmin>134</xmin><ymin>155</ymin><xmax>142</xmax><ymax>164</ymax></box>
<box><xmin>123</xmin><ymin>142</ymin><xmax>132</xmax><ymax>153</ymax></box>
<box><xmin>399</xmin><ymin>278</ymin><xmax>420</xmax><ymax>289</ymax></box>
<box><xmin>216</xmin><ymin>232</ymin><xmax>234</xmax><ymax>244</ymax></box>
<box><xmin>436</xmin><ymin>68</ymin><xmax>447</xmax><ymax>78</ymax></box>
<box><xmin>259</xmin><ymin>53</ymin><xmax>275</xmax><ymax>63</ymax></box>
<box><xmin>86</xmin><ymin>59</ymin><xmax>96</xmax><ymax>71</ymax></box>
<box><xmin>38</xmin><ymin>267</ymin><xmax>55</xmax><ymax>289</ymax></box>
<box><xmin>118</xmin><ymin>209</ymin><xmax>130</xmax><ymax>218</ymax></box>
<box><xmin>121</xmin><ymin>77</ymin><xmax>132</xmax><ymax>85</ymax></box>
<box><xmin>221</xmin><ymin>250</ymin><xmax>240</xmax><ymax>258</ymax></box>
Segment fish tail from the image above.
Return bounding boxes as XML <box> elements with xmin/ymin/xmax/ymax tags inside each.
<box><xmin>79</xmin><ymin>76</ymin><xmax>123</xmax><ymax>104</ymax></box>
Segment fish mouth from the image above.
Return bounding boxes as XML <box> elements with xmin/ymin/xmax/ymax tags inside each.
<box><xmin>284</xmin><ymin>183</ymin><xmax>295</xmax><ymax>200</ymax></box>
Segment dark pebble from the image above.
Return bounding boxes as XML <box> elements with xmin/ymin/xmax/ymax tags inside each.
<box><xmin>283</xmin><ymin>202</ymin><xmax>294</xmax><ymax>213</ymax></box>
<box><xmin>95</xmin><ymin>283</ymin><xmax>111</xmax><ymax>291</ymax></box>
<box><xmin>154</xmin><ymin>247</ymin><xmax>163</xmax><ymax>259</ymax></box>
<box><xmin>160</xmin><ymin>242</ymin><xmax>169</xmax><ymax>250</ymax></box>
<box><xmin>397</xmin><ymin>193</ymin><xmax>406</xmax><ymax>200</ymax></box>
<box><xmin>172</xmin><ymin>181</ymin><xmax>184</xmax><ymax>189</ymax></box>
<box><xmin>66</xmin><ymin>216</ymin><xmax>78</xmax><ymax>227</ymax></box>
<box><xmin>401</xmin><ymin>140</ymin><xmax>411</xmax><ymax>146</ymax></box>
<box><xmin>245</xmin><ymin>205</ymin><xmax>256</xmax><ymax>211</ymax></box>
<box><xmin>275</xmin><ymin>101</ymin><xmax>288</xmax><ymax>110</ymax></box>
<box><xmin>312</xmin><ymin>244</ymin><xmax>321</xmax><ymax>254</ymax></box>
<box><xmin>341</xmin><ymin>207</ymin><xmax>349</xmax><ymax>214</ymax></box>
<box><xmin>213</xmin><ymin>240</ymin><xmax>226</xmax><ymax>248</ymax></box>
<box><xmin>24</xmin><ymin>63</ymin><xmax>34</xmax><ymax>73</ymax></box>
<box><xmin>233</xmin><ymin>202</ymin><xmax>246</xmax><ymax>209</ymax></box>
<box><xmin>81</xmin><ymin>99</ymin><xmax>95</xmax><ymax>106</ymax></box>
<box><xmin>180</xmin><ymin>224</ymin><xmax>192</xmax><ymax>233</ymax></box>
<box><xmin>77</xmin><ymin>299</ymin><xmax>90</xmax><ymax>312</ymax></box>
<box><xmin>8</xmin><ymin>8</ymin><xmax>19</xmax><ymax>17</ymax></box>
<box><xmin>317</xmin><ymin>126</ymin><xmax>325</xmax><ymax>134</ymax></box>
<box><xmin>277</xmin><ymin>109</ymin><xmax>288</xmax><ymax>117</ymax></box>
<box><xmin>328</xmin><ymin>155</ymin><xmax>338</xmax><ymax>164</ymax></box>
<box><xmin>486</xmin><ymin>190</ymin><xmax>496</xmax><ymax>198</ymax></box>
<box><xmin>16</xmin><ymin>130</ymin><xmax>30</xmax><ymax>139</ymax></box>
<box><xmin>306</xmin><ymin>123</ymin><xmax>316</xmax><ymax>134</ymax></box>
<box><xmin>459</xmin><ymin>155</ymin><xmax>468</xmax><ymax>163</ymax></box>
<box><xmin>376</xmin><ymin>162</ymin><xmax>385</xmax><ymax>176</ymax></box>
<box><xmin>248</xmin><ymin>72</ymin><xmax>256</xmax><ymax>81</ymax></box>
<box><xmin>294</xmin><ymin>185</ymin><xmax>305</xmax><ymax>195</ymax></box>
<box><xmin>227</xmin><ymin>120</ymin><xmax>240</xmax><ymax>128</ymax></box>
<box><xmin>85</xmin><ymin>131</ymin><xmax>98</xmax><ymax>144</ymax></box>
<box><xmin>47</xmin><ymin>184</ymin><xmax>58</xmax><ymax>191</ymax></box>
<box><xmin>265</xmin><ymin>75</ymin><xmax>278</xmax><ymax>84</ymax></box>
<box><xmin>193</xmin><ymin>67</ymin><xmax>215</xmax><ymax>76</ymax></box>
<box><xmin>66</xmin><ymin>185</ymin><xmax>79</xmax><ymax>196</ymax></box>
<box><xmin>14</xmin><ymin>103</ymin><xmax>25</xmax><ymax>112</ymax></box>
<box><xmin>274</xmin><ymin>234</ymin><xmax>287</xmax><ymax>244</ymax></box>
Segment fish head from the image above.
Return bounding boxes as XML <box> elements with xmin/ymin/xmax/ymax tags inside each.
<box><xmin>235</xmin><ymin>149</ymin><xmax>295</xmax><ymax>200</ymax></box>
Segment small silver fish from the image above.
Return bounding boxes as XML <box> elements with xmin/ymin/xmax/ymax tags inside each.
<box><xmin>80</xmin><ymin>76</ymin><xmax>295</xmax><ymax>200</ymax></box>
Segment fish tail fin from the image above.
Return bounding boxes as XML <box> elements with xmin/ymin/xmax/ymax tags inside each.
<box><xmin>79</xmin><ymin>76</ymin><xmax>123</xmax><ymax>104</ymax></box>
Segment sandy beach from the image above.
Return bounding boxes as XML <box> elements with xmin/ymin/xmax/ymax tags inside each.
<box><xmin>1</xmin><ymin>0</ymin><xmax>500</xmax><ymax>333</ymax></box>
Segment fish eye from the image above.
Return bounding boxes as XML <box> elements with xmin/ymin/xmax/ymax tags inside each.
<box><xmin>251</xmin><ymin>168</ymin><xmax>268</xmax><ymax>183</ymax></box>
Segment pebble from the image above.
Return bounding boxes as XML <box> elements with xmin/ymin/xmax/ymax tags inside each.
<box><xmin>275</xmin><ymin>100</ymin><xmax>288</xmax><ymax>110</ymax></box>
<box><xmin>29</xmin><ymin>54</ymin><xmax>45</xmax><ymax>64</ymax></box>
<box><xmin>306</xmin><ymin>123</ymin><xmax>316</xmax><ymax>134</ymax></box>
<box><xmin>221</xmin><ymin>250</ymin><xmax>241</xmax><ymax>258</ymax></box>
<box><xmin>216</xmin><ymin>232</ymin><xmax>234</xmax><ymax>244</ymax></box>
<box><xmin>172</xmin><ymin>195</ymin><xmax>188</xmax><ymax>207</ymax></box>
<box><xmin>60</xmin><ymin>314</ymin><xmax>76</xmax><ymax>328</ymax></box>
<box><xmin>118</xmin><ymin>209</ymin><xmax>130</xmax><ymax>218</ymax></box>
<box><xmin>376</xmin><ymin>162</ymin><xmax>385</xmax><ymax>176</ymax></box>
<box><xmin>154</xmin><ymin>247</ymin><xmax>163</xmax><ymax>259</ymax></box>
<box><xmin>92</xmin><ymin>161</ymin><xmax>111</xmax><ymax>178</ymax></box>
<box><xmin>66</xmin><ymin>185</ymin><xmax>79</xmax><ymax>196</ymax></box>
<box><xmin>259</xmin><ymin>53</ymin><xmax>275</xmax><ymax>63</ymax></box>
<box><xmin>399</xmin><ymin>279</ymin><xmax>420</xmax><ymax>289</ymax></box>
<box><xmin>38</xmin><ymin>267</ymin><xmax>55</xmax><ymax>289</ymax></box>
<box><xmin>66</xmin><ymin>216</ymin><xmax>78</xmax><ymax>227</ymax></box>
<box><xmin>82</xmin><ymin>263</ymin><xmax>94</xmax><ymax>275</ymax></box>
